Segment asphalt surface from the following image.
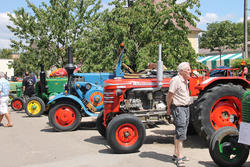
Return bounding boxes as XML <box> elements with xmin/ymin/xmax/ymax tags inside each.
<box><xmin>1</xmin><ymin>109</ymin><xmax>250</xmax><ymax>167</ymax></box>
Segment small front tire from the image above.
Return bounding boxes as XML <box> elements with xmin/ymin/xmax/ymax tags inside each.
<box><xmin>209</xmin><ymin>126</ymin><xmax>249</xmax><ymax>167</ymax></box>
<box><xmin>107</xmin><ymin>114</ymin><xmax>146</xmax><ymax>154</ymax></box>
<box><xmin>25</xmin><ymin>97</ymin><xmax>45</xmax><ymax>117</ymax></box>
<box><xmin>11</xmin><ymin>97</ymin><xmax>24</xmax><ymax>111</ymax></box>
<box><xmin>48</xmin><ymin>102</ymin><xmax>82</xmax><ymax>132</ymax></box>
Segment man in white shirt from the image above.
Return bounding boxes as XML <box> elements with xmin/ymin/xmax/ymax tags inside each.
<box><xmin>166</xmin><ymin>62</ymin><xmax>191</xmax><ymax>167</ymax></box>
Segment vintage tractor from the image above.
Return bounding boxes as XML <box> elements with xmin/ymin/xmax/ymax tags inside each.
<box><xmin>9</xmin><ymin>66</ymin><xmax>68</xmax><ymax>116</ymax></box>
<box><xmin>24</xmin><ymin>65</ymin><xmax>68</xmax><ymax>117</ymax></box>
<box><xmin>97</xmin><ymin>44</ymin><xmax>250</xmax><ymax>153</ymax></box>
<box><xmin>47</xmin><ymin>44</ymin><xmax>127</xmax><ymax>132</ymax></box>
<box><xmin>10</xmin><ymin>81</ymin><xmax>24</xmax><ymax>111</ymax></box>
<box><xmin>209</xmin><ymin>91</ymin><xmax>250</xmax><ymax>167</ymax></box>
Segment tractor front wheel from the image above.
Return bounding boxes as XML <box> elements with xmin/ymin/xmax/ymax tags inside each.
<box><xmin>11</xmin><ymin>97</ymin><xmax>24</xmax><ymax>111</ymax></box>
<box><xmin>192</xmin><ymin>83</ymin><xmax>245</xmax><ymax>141</ymax></box>
<box><xmin>25</xmin><ymin>97</ymin><xmax>45</xmax><ymax>117</ymax></box>
<box><xmin>48</xmin><ymin>102</ymin><xmax>82</xmax><ymax>131</ymax></box>
<box><xmin>107</xmin><ymin>114</ymin><xmax>146</xmax><ymax>154</ymax></box>
<box><xmin>209</xmin><ymin>126</ymin><xmax>249</xmax><ymax>167</ymax></box>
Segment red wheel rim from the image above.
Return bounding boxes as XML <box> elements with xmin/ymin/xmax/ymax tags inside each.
<box><xmin>116</xmin><ymin>123</ymin><xmax>139</xmax><ymax>147</ymax></box>
<box><xmin>210</xmin><ymin>96</ymin><xmax>241</xmax><ymax>130</ymax></box>
<box><xmin>12</xmin><ymin>100</ymin><xmax>23</xmax><ymax>110</ymax></box>
<box><xmin>54</xmin><ymin>106</ymin><xmax>76</xmax><ymax>127</ymax></box>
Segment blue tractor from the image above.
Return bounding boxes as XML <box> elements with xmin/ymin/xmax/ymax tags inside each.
<box><xmin>48</xmin><ymin>43</ymin><xmax>126</xmax><ymax>131</ymax></box>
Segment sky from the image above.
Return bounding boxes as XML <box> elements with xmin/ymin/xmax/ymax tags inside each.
<box><xmin>0</xmin><ymin>0</ymin><xmax>247</xmax><ymax>49</ymax></box>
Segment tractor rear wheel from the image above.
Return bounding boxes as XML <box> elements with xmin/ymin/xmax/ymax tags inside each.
<box><xmin>48</xmin><ymin>102</ymin><xmax>82</xmax><ymax>131</ymax></box>
<box><xmin>96</xmin><ymin>111</ymin><xmax>106</xmax><ymax>137</ymax></box>
<box><xmin>25</xmin><ymin>97</ymin><xmax>45</xmax><ymax>117</ymax></box>
<box><xmin>209</xmin><ymin>126</ymin><xmax>249</xmax><ymax>167</ymax></box>
<box><xmin>107</xmin><ymin>114</ymin><xmax>146</xmax><ymax>154</ymax></box>
<box><xmin>192</xmin><ymin>83</ymin><xmax>245</xmax><ymax>141</ymax></box>
<box><xmin>11</xmin><ymin>97</ymin><xmax>24</xmax><ymax>111</ymax></box>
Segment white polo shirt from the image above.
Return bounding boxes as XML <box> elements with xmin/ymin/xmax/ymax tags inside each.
<box><xmin>169</xmin><ymin>74</ymin><xmax>191</xmax><ymax>106</ymax></box>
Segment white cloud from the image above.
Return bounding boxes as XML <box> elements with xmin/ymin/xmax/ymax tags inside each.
<box><xmin>197</xmin><ymin>13</ymin><xmax>236</xmax><ymax>29</ymax></box>
<box><xmin>176</xmin><ymin>0</ymin><xmax>186</xmax><ymax>4</ymax></box>
<box><xmin>239</xmin><ymin>17</ymin><xmax>250</xmax><ymax>22</ymax></box>
<box><xmin>0</xmin><ymin>12</ymin><xmax>14</xmax><ymax>49</ymax></box>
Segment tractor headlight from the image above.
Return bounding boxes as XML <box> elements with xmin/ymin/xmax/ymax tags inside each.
<box><xmin>85</xmin><ymin>83</ymin><xmax>91</xmax><ymax>90</ymax></box>
<box><xmin>116</xmin><ymin>89</ymin><xmax>123</xmax><ymax>96</ymax></box>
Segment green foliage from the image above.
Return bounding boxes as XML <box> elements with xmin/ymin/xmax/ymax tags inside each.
<box><xmin>0</xmin><ymin>49</ymin><xmax>15</xmax><ymax>59</ymax></box>
<box><xmin>231</xmin><ymin>58</ymin><xmax>250</xmax><ymax>68</ymax></box>
<box><xmin>76</xmin><ymin>0</ymin><xmax>201</xmax><ymax>72</ymax></box>
<box><xmin>7</xmin><ymin>0</ymin><xmax>101</xmax><ymax>73</ymax></box>
<box><xmin>199</xmin><ymin>21</ymin><xmax>243</xmax><ymax>53</ymax></box>
<box><xmin>8</xmin><ymin>0</ymin><xmax>200</xmax><ymax>73</ymax></box>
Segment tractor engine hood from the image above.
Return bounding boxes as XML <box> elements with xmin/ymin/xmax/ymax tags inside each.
<box><xmin>73</xmin><ymin>72</ymin><xmax>115</xmax><ymax>86</ymax></box>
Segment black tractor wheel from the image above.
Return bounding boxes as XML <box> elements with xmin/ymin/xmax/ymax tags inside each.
<box><xmin>192</xmin><ymin>83</ymin><xmax>245</xmax><ymax>141</ymax></box>
<box><xmin>106</xmin><ymin>114</ymin><xmax>146</xmax><ymax>154</ymax></box>
<box><xmin>25</xmin><ymin>97</ymin><xmax>45</xmax><ymax>117</ymax></box>
<box><xmin>96</xmin><ymin>111</ymin><xmax>106</xmax><ymax>137</ymax></box>
<box><xmin>48</xmin><ymin>102</ymin><xmax>82</xmax><ymax>132</ymax></box>
<box><xmin>209</xmin><ymin>126</ymin><xmax>249</xmax><ymax>167</ymax></box>
<box><xmin>11</xmin><ymin>97</ymin><xmax>24</xmax><ymax>111</ymax></box>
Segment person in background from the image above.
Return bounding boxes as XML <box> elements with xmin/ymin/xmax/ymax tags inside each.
<box><xmin>22</xmin><ymin>71</ymin><xmax>35</xmax><ymax>100</ymax></box>
<box><xmin>0</xmin><ymin>71</ymin><xmax>13</xmax><ymax>127</ymax></box>
<box><xmin>166</xmin><ymin>62</ymin><xmax>192</xmax><ymax>167</ymax></box>
<box><xmin>240</xmin><ymin>60</ymin><xmax>248</xmax><ymax>79</ymax></box>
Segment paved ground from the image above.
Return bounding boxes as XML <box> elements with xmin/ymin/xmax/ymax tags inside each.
<box><xmin>0</xmin><ymin>109</ymin><xmax>250</xmax><ymax>167</ymax></box>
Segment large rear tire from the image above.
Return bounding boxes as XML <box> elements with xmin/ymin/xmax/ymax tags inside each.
<box><xmin>192</xmin><ymin>83</ymin><xmax>245</xmax><ymax>141</ymax></box>
<box><xmin>11</xmin><ymin>97</ymin><xmax>24</xmax><ymax>111</ymax></box>
<box><xmin>107</xmin><ymin>114</ymin><xmax>146</xmax><ymax>154</ymax></box>
<box><xmin>48</xmin><ymin>102</ymin><xmax>82</xmax><ymax>131</ymax></box>
<box><xmin>209</xmin><ymin>126</ymin><xmax>249</xmax><ymax>167</ymax></box>
<box><xmin>25</xmin><ymin>97</ymin><xmax>45</xmax><ymax>117</ymax></box>
<box><xmin>96</xmin><ymin>111</ymin><xmax>106</xmax><ymax>137</ymax></box>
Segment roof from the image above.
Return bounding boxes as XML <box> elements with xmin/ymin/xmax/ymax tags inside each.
<box><xmin>199</xmin><ymin>48</ymin><xmax>243</xmax><ymax>55</ymax></box>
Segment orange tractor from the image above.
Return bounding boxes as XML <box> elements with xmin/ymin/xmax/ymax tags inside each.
<box><xmin>96</xmin><ymin>44</ymin><xmax>250</xmax><ymax>153</ymax></box>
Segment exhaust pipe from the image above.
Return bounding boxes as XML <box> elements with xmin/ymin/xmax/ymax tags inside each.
<box><xmin>40</xmin><ymin>64</ymin><xmax>46</xmax><ymax>93</ymax></box>
<box><xmin>64</xmin><ymin>47</ymin><xmax>76</xmax><ymax>93</ymax></box>
<box><xmin>157</xmin><ymin>44</ymin><xmax>163</xmax><ymax>88</ymax></box>
<box><xmin>132</xmin><ymin>44</ymin><xmax>163</xmax><ymax>92</ymax></box>
<box><xmin>64</xmin><ymin>47</ymin><xmax>75</xmax><ymax>76</ymax></box>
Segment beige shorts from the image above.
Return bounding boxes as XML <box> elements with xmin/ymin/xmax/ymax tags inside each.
<box><xmin>0</xmin><ymin>96</ymin><xmax>9</xmax><ymax>115</ymax></box>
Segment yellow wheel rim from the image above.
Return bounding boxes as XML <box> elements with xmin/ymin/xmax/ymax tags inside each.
<box><xmin>27</xmin><ymin>100</ymin><xmax>42</xmax><ymax>115</ymax></box>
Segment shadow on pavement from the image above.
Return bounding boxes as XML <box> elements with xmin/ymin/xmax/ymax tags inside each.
<box><xmin>144</xmin><ymin>129</ymin><xmax>208</xmax><ymax>148</ymax></box>
<box><xmin>139</xmin><ymin>151</ymin><xmax>173</xmax><ymax>163</ymax></box>
<box><xmin>40</xmin><ymin>121</ymin><xmax>97</xmax><ymax>132</ymax></box>
<box><xmin>84</xmin><ymin>135</ymin><xmax>107</xmax><ymax>145</ymax></box>
<box><xmin>199</xmin><ymin>161</ymin><xmax>220</xmax><ymax>167</ymax></box>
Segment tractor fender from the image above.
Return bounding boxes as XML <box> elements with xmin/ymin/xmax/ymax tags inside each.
<box><xmin>195</xmin><ymin>77</ymin><xmax>250</xmax><ymax>91</ymax></box>
<box><xmin>48</xmin><ymin>94</ymin><xmax>98</xmax><ymax>117</ymax></box>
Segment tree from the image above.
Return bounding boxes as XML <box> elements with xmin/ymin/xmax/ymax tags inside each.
<box><xmin>75</xmin><ymin>0</ymin><xmax>201</xmax><ymax>72</ymax></box>
<box><xmin>199</xmin><ymin>21</ymin><xmax>243</xmax><ymax>65</ymax></box>
<box><xmin>7</xmin><ymin>0</ymin><xmax>101</xmax><ymax>73</ymax></box>
<box><xmin>0</xmin><ymin>48</ymin><xmax>15</xmax><ymax>59</ymax></box>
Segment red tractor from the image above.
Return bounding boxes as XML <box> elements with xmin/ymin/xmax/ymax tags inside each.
<box><xmin>97</xmin><ymin>44</ymin><xmax>250</xmax><ymax>153</ymax></box>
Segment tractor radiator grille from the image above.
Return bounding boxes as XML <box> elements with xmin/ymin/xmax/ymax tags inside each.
<box><xmin>242</xmin><ymin>91</ymin><xmax>250</xmax><ymax>123</ymax></box>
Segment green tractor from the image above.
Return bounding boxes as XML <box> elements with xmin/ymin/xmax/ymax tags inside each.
<box><xmin>10</xmin><ymin>81</ymin><xmax>24</xmax><ymax>111</ymax></box>
<box><xmin>10</xmin><ymin>65</ymin><xmax>67</xmax><ymax>117</ymax></box>
<box><xmin>209</xmin><ymin>91</ymin><xmax>250</xmax><ymax>167</ymax></box>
